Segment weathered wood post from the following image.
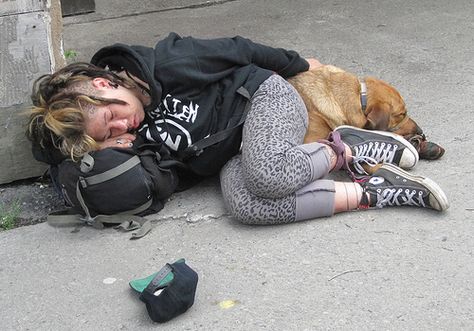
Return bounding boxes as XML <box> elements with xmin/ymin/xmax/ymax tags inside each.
<box><xmin>0</xmin><ymin>0</ymin><xmax>65</xmax><ymax>184</ymax></box>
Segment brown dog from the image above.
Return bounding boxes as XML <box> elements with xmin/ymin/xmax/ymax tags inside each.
<box><xmin>288</xmin><ymin>65</ymin><xmax>444</xmax><ymax>159</ymax></box>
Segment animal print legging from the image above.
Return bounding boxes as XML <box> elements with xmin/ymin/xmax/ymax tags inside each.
<box><xmin>220</xmin><ymin>74</ymin><xmax>336</xmax><ymax>224</ymax></box>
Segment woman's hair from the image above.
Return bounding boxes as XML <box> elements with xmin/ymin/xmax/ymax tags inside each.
<box><xmin>27</xmin><ymin>62</ymin><xmax>136</xmax><ymax>161</ymax></box>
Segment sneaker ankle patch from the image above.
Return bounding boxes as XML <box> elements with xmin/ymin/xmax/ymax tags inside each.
<box><xmin>368</xmin><ymin>176</ymin><xmax>385</xmax><ymax>185</ymax></box>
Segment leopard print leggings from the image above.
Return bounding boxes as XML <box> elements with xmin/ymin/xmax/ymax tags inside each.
<box><xmin>220</xmin><ymin>75</ymin><xmax>336</xmax><ymax>224</ymax></box>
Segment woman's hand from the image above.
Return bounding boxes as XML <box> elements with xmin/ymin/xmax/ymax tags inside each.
<box><xmin>97</xmin><ymin>133</ymin><xmax>137</xmax><ymax>149</ymax></box>
<box><xmin>306</xmin><ymin>58</ymin><xmax>324</xmax><ymax>71</ymax></box>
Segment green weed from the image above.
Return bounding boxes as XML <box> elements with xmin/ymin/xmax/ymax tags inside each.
<box><xmin>0</xmin><ymin>200</ymin><xmax>22</xmax><ymax>230</ymax></box>
<box><xmin>64</xmin><ymin>49</ymin><xmax>78</xmax><ymax>62</ymax></box>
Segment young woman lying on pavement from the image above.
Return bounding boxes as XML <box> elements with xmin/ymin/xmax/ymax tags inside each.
<box><xmin>27</xmin><ymin>33</ymin><xmax>449</xmax><ymax>225</ymax></box>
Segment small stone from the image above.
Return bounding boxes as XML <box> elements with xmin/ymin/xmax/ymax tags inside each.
<box><xmin>103</xmin><ymin>278</ymin><xmax>117</xmax><ymax>285</ymax></box>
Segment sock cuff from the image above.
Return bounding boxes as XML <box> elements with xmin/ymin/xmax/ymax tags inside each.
<box><xmin>295</xmin><ymin>179</ymin><xmax>335</xmax><ymax>221</ymax></box>
<box><xmin>296</xmin><ymin>142</ymin><xmax>331</xmax><ymax>181</ymax></box>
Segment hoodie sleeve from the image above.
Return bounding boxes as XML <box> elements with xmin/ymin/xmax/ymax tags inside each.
<box><xmin>159</xmin><ymin>33</ymin><xmax>309</xmax><ymax>79</ymax></box>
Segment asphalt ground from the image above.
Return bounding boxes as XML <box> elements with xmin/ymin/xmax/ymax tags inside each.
<box><xmin>1</xmin><ymin>0</ymin><xmax>473</xmax><ymax>330</ymax></box>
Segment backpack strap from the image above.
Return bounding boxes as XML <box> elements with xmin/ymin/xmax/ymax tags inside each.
<box><xmin>47</xmin><ymin>212</ymin><xmax>152</xmax><ymax>239</ymax></box>
<box><xmin>178</xmin><ymin>86</ymin><xmax>252</xmax><ymax>159</ymax></box>
<box><xmin>79</xmin><ymin>155</ymin><xmax>140</xmax><ymax>186</ymax></box>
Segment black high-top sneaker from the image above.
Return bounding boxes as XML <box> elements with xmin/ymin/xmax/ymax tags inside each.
<box><xmin>359</xmin><ymin>164</ymin><xmax>449</xmax><ymax>211</ymax></box>
<box><xmin>334</xmin><ymin>126</ymin><xmax>419</xmax><ymax>174</ymax></box>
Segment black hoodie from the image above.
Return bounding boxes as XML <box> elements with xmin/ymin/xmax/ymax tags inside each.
<box><xmin>91</xmin><ymin>33</ymin><xmax>309</xmax><ymax>176</ymax></box>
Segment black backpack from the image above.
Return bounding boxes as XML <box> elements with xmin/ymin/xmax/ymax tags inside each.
<box><xmin>48</xmin><ymin>141</ymin><xmax>181</xmax><ymax>238</ymax></box>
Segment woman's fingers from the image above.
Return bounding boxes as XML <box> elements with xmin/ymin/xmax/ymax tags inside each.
<box><xmin>98</xmin><ymin>134</ymin><xmax>136</xmax><ymax>149</ymax></box>
<box><xmin>114</xmin><ymin>138</ymin><xmax>133</xmax><ymax>147</ymax></box>
<box><xmin>120</xmin><ymin>133</ymin><xmax>137</xmax><ymax>141</ymax></box>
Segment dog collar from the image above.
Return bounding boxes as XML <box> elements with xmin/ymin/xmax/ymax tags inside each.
<box><xmin>360</xmin><ymin>80</ymin><xmax>367</xmax><ymax>113</ymax></box>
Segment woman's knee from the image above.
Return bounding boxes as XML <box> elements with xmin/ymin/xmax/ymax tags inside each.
<box><xmin>220</xmin><ymin>157</ymin><xmax>292</xmax><ymax>225</ymax></box>
<box><xmin>222</xmin><ymin>196</ymin><xmax>261</xmax><ymax>225</ymax></box>
<box><xmin>221</xmin><ymin>192</ymin><xmax>283</xmax><ymax>225</ymax></box>
<box><xmin>220</xmin><ymin>165</ymin><xmax>258</xmax><ymax>224</ymax></box>
<box><xmin>242</xmin><ymin>152</ymin><xmax>310</xmax><ymax>198</ymax></box>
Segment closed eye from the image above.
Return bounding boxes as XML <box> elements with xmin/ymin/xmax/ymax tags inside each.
<box><xmin>396</xmin><ymin>112</ymin><xmax>406</xmax><ymax>121</ymax></box>
<box><xmin>103</xmin><ymin>109</ymin><xmax>114</xmax><ymax>140</ymax></box>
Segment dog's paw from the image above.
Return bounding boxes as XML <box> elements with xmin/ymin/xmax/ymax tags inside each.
<box><xmin>409</xmin><ymin>135</ymin><xmax>445</xmax><ymax>160</ymax></box>
<box><xmin>419</xmin><ymin>141</ymin><xmax>445</xmax><ymax>160</ymax></box>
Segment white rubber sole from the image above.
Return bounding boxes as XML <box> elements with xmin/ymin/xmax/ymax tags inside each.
<box><xmin>334</xmin><ymin>125</ymin><xmax>419</xmax><ymax>169</ymax></box>
<box><xmin>380</xmin><ymin>163</ymin><xmax>449</xmax><ymax>211</ymax></box>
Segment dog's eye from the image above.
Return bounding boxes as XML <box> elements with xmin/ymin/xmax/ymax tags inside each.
<box><xmin>395</xmin><ymin>113</ymin><xmax>406</xmax><ymax>120</ymax></box>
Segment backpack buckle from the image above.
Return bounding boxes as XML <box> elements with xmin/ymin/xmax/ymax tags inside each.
<box><xmin>79</xmin><ymin>176</ymin><xmax>88</xmax><ymax>189</ymax></box>
<box><xmin>192</xmin><ymin>145</ymin><xmax>203</xmax><ymax>156</ymax></box>
<box><xmin>80</xmin><ymin>153</ymin><xmax>94</xmax><ymax>173</ymax></box>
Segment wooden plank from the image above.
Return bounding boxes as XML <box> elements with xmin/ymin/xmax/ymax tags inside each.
<box><xmin>0</xmin><ymin>104</ymin><xmax>48</xmax><ymax>182</ymax></box>
<box><xmin>0</xmin><ymin>13</ymin><xmax>52</xmax><ymax>106</ymax></box>
<box><xmin>0</xmin><ymin>10</ymin><xmax>57</xmax><ymax>183</ymax></box>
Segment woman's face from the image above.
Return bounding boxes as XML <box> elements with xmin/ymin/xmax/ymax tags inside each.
<box><xmin>85</xmin><ymin>78</ymin><xmax>146</xmax><ymax>142</ymax></box>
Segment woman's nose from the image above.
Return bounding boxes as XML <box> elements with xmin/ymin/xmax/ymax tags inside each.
<box><xmin>110</xmin><ymin>119</ymin><xmax>129</xmax><ymax>132</ymax></box>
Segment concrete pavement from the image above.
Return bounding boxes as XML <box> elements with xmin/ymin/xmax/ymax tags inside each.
<box><xmin>1</xmin><ymin>0</ymin><xmax>473</xmax><ymax>329</ymax></box>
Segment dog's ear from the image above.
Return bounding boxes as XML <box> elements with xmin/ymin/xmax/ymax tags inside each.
<box><xmin>363</xmin><ymin>103</ymin><xmax>391</xmax><ymax>130</ymax></box>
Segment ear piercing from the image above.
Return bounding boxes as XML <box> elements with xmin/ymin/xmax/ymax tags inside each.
<box><xmin>141</xmin><ymin>87</ymin><xmax>150</xmax><ymax>96</ymax></box>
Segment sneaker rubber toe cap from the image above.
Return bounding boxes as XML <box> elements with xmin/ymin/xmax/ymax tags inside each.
<box><xmin>399</xmin><ymin>149</ymin><xmax>419</xmax><ymax>170</ymax></box>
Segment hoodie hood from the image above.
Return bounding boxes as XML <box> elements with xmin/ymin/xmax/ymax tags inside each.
<box><xmin>91</xmin><ymin>44</ymin><xmax>162</xmax><ymax>112</ymax></box>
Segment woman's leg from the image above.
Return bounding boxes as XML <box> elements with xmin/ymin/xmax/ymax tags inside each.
<box><xmin>240</xmin><ymin>74</ymin><xmax>331</xmax><ymax>198</ymax></box>
<box><xmin>221</xmin><ymin>156</ymin><xmax>337</xmax><ymax>224</ymax></box>
<box><xmin>221</xmin><ymin>74</ymin><xmax>342</xmax><ymax>224</ymax></box>
<box><xmin>333</xmin><ymin>182</ymin><xmax>364</xmax><ymax>213</ymax></box>
<box><xmin>221</xmin><ymin>155</ymin><xmax>366</xmax><ymax>224</ymax></box>
<box><xmin>221</xmin><ymin>156</ymin><xmax>447</xmax><ymax>225</ymax></box>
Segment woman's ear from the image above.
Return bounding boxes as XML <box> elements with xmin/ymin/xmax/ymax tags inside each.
<box><xmin>363</xmin><ymin>102</ymin><xmax>391</xmax><ymax>130</ymax></box>
<box><xmin>91</xmin><ymin>77</ymin><xmax>112</xmax><ymax>89</ymax></box>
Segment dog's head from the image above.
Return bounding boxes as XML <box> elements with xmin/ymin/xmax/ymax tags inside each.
<box><xmin>363</xmin><ymin>77</ymin><xmax>423</xmax><ymax>138</ymax></box>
